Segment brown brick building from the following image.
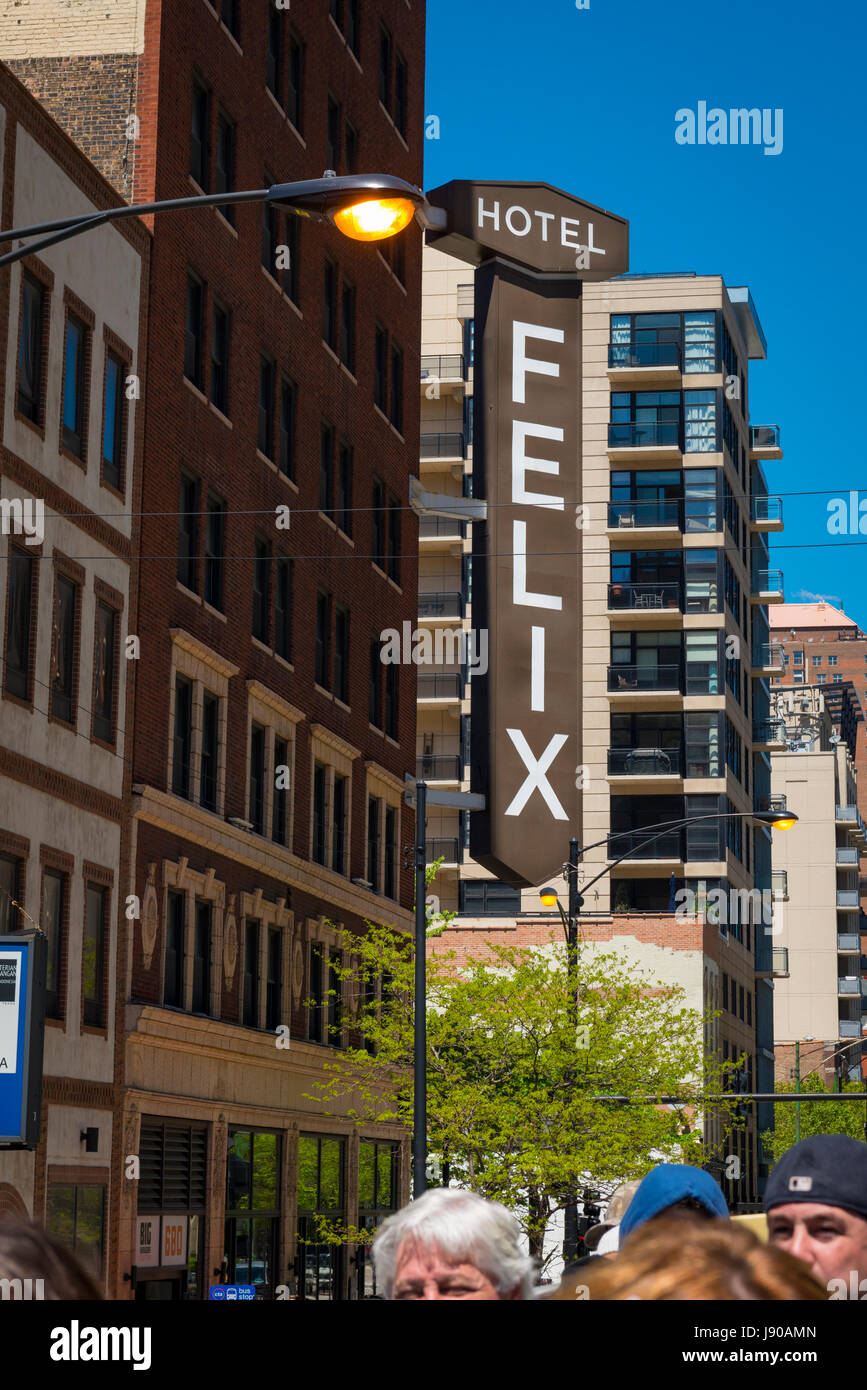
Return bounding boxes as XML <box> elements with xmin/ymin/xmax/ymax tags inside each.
<box><xmin>3</xmin><ymin>0</ymin><xmax>426</xmax><ymax>1300</ymax></box>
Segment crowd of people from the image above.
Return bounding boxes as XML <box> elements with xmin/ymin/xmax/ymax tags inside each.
<box><xmin>1</xmin><ymin>1134</ymin><xmax>864</xmax><ymax>1301</ymax></box>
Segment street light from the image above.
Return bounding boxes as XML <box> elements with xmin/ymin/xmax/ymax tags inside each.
<box><xmin>0</xmin><ymin>172</ymin><xmax>442</xmax><ymax>269</ymax></box>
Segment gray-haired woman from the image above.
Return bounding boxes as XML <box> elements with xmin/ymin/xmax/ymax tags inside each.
<box><xmin>372</xmin><ymin>1187</ymin><xmax>537</xmax><ymax>1300</ymax></box>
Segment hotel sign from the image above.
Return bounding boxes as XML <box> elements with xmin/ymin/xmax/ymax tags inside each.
<box><xmin>425</xmin><ymin>182</ymin><xmax>628</xmax><ymax>885</ymax></box>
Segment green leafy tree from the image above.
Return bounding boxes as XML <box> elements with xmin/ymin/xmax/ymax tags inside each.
<box><xmin>761</xmin><ymin>1072</ymin><xmax>867</xmax><ymax>1165</ymax></box>
<box><xmin>308</xmin><ymin>919</ymin><xmax>734</xmax><ymax>1268</ymax></box>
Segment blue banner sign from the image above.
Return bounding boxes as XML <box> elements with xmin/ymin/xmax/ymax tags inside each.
<box><xmin>0</xmin><ymin>932</ymin><xmax>46</xmax><ymax>1147</ymax></box>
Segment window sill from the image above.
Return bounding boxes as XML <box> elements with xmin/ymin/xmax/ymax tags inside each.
<box><xmin>337</xmin><ymin>528</ymin><xmax>354</xmax><ymax>548</ymax></box>
<box><xmin>385</xmin><ymin>735</ymin><xmax>401</xmax><ymax>750</ymax></box>
<box><xmin>334</xmin><ymin>697</ymin><xmax>351</xmax><ymax>715</ymax></box>
<box><xmin>1</xmin><ymin>687</ymin><xmax>35</xmax><ymax>713</ymax></box>
<box><xmin>322</xmin><ymin>340</ymin><xmax>341</xmax><ymax>366</ymax></box>
<box><xmin>183</xmin><ymin>376</ymin><xmax>208</xmax><ymax>406</ymax></box>
<box><xmin>220</xmin><ymin>20</ymin><xmax>242</xmax><ymax>55</ymax></box>
<box><xmin>274</xmin><ymin>652</ymin><xmax>294</xmax><ymax>674</ymax></box>
<box><xmin>386</xmin><ymin>576</ymin><xmax>403</xmax><ymax>596</ymax></box>
<box><xmin>213</xmin><ymin>207</ymin><xmax>239</xmax><ymax>238</ymax></box>
<box><xmin>13</xmin><ymin>407</ymin><xmax>46</xmax><ymax>441</ymax></box>
<box><xmin>99</xmin><ymin>473</ymin><xmax>126</xmax><ymax>502</ymax></box>
<box><xmin>368</xmin><ymin>722</ymin><xmax>385</xmax><ymax>737</ymax></box>
<box><xmin>59</xmin><ymin>442</ymin><xmax>87</xmax><ymax>471</ymax></box>
<box><xmin>264</xmin><ymin>88</ymin><xmax>307</xmax><ymax>148</ymax></box>
<box><xmin>176</xmin><ymin>580</ymin><xmax>202</xmax><ymax>604</ymax></box>
<box><xmin>81</xmin><ymin>1023</ymin><xmax>109</xmax><ymax>1038</ymax></box>
<box><xmin>314</xmin><ymin>683</ymin><xmax>334</xmax><ymax>701</ymax></box>
<box><xmin>319</xmin><ymin>511</ymin><xmax>337</xmax><ymax>531</ymax></box>
<box><xmin>262</xmin><ymin>455</ymin><xmax>300</xmax><ymax>491</ymax></box>
<box><xmin>208</xmin><ymin>400</ymin><xmax>233</xmax><ymax>428</ymax></box>
<box><xmin>339</xmin><ymin>362</ymin><xmax>357</xmax><ymax>385</ymax></box>
<box><xmin>256</xmin><ymin>448</ymin><xmax>276</xmax><ymax>468</ymax></box>
<box><xmin>378</xmin><ymin>100</ymin><xmax>410</xmax><ymax>151</ymax></box>
<box><xmin>251</xmin><ymin>635</ymin><xmax>272</xmax><ymax>655</ymax></box>
<box><xmin>203</xmin><ymin>599</ymin><xmax>227</xmax><ymax>623</ymax></box>
<box><xmin>260</xmin><ymin>265</ymin><xmax>303</xmax><ymax>318</ymax></box>
<box><xmin>187</xmin><ymin>174</ymin><xmax>207</xmax><ymax>198</ymax></box>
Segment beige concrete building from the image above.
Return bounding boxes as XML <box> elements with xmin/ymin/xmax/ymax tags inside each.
<box><xmin>770</xmin><ymin>685</ymin><xmax>867</xmax><ymax>1083</ymax></box>
<box><xmin>416</xmin><ymin>249</ymin><xmax>787</xmax><ymax>1200</ymax></box>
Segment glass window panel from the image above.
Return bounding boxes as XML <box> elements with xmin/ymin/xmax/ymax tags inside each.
<box><xmin>227</xmin><ymin>1131</ymin><xmax>251</xmax><ymax>1211</ymax></box>
<box><xmin>75</xmin><ymin>1186</ymin><xmax>104</xmax><ymax>1272</ymax></box>
<box><xmin>376</xmin><ymin>1147</ymin><xmax>393</xmax><ymax>1207</ymax></box>
<box><xmin>319</xmin><ymin>1138</ymin><xmax>342</xmax><ymax>1209</ymax></box>
<box><xmin>48</xmin><ymin>1184</ymin><xmax>76</xmax><ymax>1248</ymax></box>
<box><xmin>252</xmin><ymin>1132</ymin><xmax>278</xmax><ymax>1210</ymax></box>
<box><xmin>234</xmin><ymin>1217</ymin><xmax>251</xmax><ymax>1283</ymax></box>
<box><xmin>297</xmin><ymin>1137</ymin><xmax>318</xmax><ymax>1212</ymax></box>
<box><xmin>251</xmin><ymin>1216</ymin><xmax>273</xmax><ymax>1286</ymax></box>
<box><xmin>358</xmin><ymin>1142</ymin><xmax>376</xmax><ymax>1209</ymax></box>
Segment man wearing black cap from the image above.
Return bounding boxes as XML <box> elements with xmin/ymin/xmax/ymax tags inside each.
<box><xmin>764</xmin><ymin>1135</ymin><xmax>867</xmax><ymax>1297</ymax></box>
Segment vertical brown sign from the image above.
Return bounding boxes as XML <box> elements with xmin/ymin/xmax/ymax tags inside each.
<box><xmin>470</xmin><ymin>260</ymin><xmax>582</xmax><ymax>886</ymax></box>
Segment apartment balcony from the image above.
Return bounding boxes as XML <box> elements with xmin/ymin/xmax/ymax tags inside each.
<box><xmin>837</xmin><ymin>934</ymin><xmax>861</xmax><ymax>952</ymax></box>
<box><xmin>426</xmin><ymin>836</ymin><xmax>460</xmax><ymax>866</ymax></box>
<box><xmin>607</xmin><ymin>581</ymin><xmax>683</xmax><ymax>618</ymax></box>
<box><xmin>751</xmin><ymin>641</ymin><xmax>784</xmax><ymax>677</ymax></box>
<box><xmin>607</xmin><ymin>420</ymin><xmax>682</xmax><ymax>462</ymax></box>
<box><xmin>607</xmin><ymin>747</ymin><xmax>683</xmax><ymax>778</ymax></box>
<box><xmin>606</xmin><ymin>498</ymin><xmax>682</xmax><ymax>540</ymax></box>
<box><xmin>756</xmin><ymin>945</ymin><xmax>789</xmax><ymax>979</ymax></box>
<box><xmin>420</xmin><ymin>354</ymin><xmax>465</xmax><ymax>392</ymax></box>
<box><xmin>417</xmin><ymin>672</ymin><xmax>462</xmax><ymax>705</ymax></box>
<box><xmin>608</xmin><ymin>830</ymin><xmax>683</xmax><ymax>862</ymax></box>
<box><xmin>749</xmin><ymin>424</ymin><xmax>783</xmax><ymax>460</ymax></box>
<box><xmin>755</xmin><ymin>793</ymin><xmax>787</xmax><ymax>814</ymax></box>
<box><xmin>750</xmin><ymin>495</ymin><xmax>784</xmax><ymax>532</ymax></box>
<box><xmin>772</xmin><ymin>869</ymin><xmax>788</xmax><ymax>901</ymax></box>
<box><xmin>416</xmin><ymin>754</ymin><xmax>462</xmax><ymax>783</ymax></box>
<box><xmin>838</xmin><ymin>1020</ymin><xmax>864</xmax><ymax>1038</ymax></box>
<box><xmin>418</xmin><ymin>590</ymin><xmax>464</xmax><ymax>622</ymax></box>
<box><xmin>750</xmin><ymin>569</ymin><xmax>785</xmax><ymax>604</ymax></box>
<box><xmin>838</xmin><ymin>976</ymin><xmax>866</xmax><ymax>995</ymax></box>
<box><xmin>418</xmin><ymin>515</ymin><xmax>467</xmax><ymax>552</ymax></box>
<box><xmin>607</xmin><ymin>663</ymin><xmax>682</xmax><ymax>695</ymax></box>
<box><xmin>752</xmin><ymin>720</ymin><xmax>787</xmax><ymax>750</ymax></box>
<box><xmin>607</xmin><ymin>341</ymin><xmax>682</xmax><ymax>385</ymax></box>
<box><xmin>420</xmin><ymin>432</ymin><xmax>466</xmax><ymax>463</ymax></box>
<box><xmin>836</xmin><ymin>805</ymin><xmax>867</xmax><ymax>849</ymax></box>
<box><xmin>837</xmin><ymin>846</ymin><xmax>860</xmax><ymax>866</ymax></box>
<box><xmin>837</xmin><ymin>890</ymin><xmax>860</xmax><ymax>912</ymax></box>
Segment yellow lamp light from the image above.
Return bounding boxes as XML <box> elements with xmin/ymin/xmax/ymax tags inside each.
<box><xmin>333</xmin><ymin>196</ymin><xmax>416</xmax><ymax>242</ymax></box>
<box><xmin>772</xmin><ymin>816</ymin><xmax>797</xmax><ymax>831</ymax></box>
<box><xmin>539</xmin><ymin>887</ymin><xmax>559</xmax><ymax>909</ymax></box>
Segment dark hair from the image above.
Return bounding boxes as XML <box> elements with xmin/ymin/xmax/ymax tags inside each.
<box><xmin>0</xmin><ymin>1220</ymin><xmax>103</xmax><ymax>1299</ymax></box>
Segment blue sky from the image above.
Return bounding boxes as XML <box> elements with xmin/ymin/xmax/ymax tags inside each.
<box><xmin>424</xmin><ymin>0</ymin><xmax>866</xmax><ymax>626</ymax></box>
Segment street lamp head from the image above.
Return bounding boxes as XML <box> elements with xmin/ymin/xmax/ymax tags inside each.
<box><xmin>755</xmin><ymin>810</ymin><xmax>798</xmax><ymax>830</ymax></box>
<box><xmin>267</xmin><ymin>173</ymin><xmax>427</xmax><ymax>242</ymax></box>
<box><xmin>539</xmin><ymin>886</ymin><xmax>559</xmax><ymax>909</ymax></box>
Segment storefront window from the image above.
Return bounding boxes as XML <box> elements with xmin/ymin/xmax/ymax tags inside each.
<box><xmin>297</xmin><ymin>1134</ymin><xmax>344</xmax><ymax>1300</ymax></box>
<box><xmin>225</xmin><ymin>1129</ymin><xmax>281</xmax><ymax>1297</ymax></box>
<box><xmin>357</xmin><ymin>1140</ymin><xmax>398</xmax><ymax>1298</ymax></box>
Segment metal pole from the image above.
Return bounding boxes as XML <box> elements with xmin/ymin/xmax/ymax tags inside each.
<box><xmin>413</xmin><ymin>781</ymin><xmax>428</xmax><ymax>1198</ymax></box>
<box><xmin>795</xmin><ymin>1040</ymin><xmax>801</xmax><ymax>1144</ymax></box>
<box><xmin>563</xmin><ymin>837</ymin><xmax>581</xmax><ymax>1268</ymax></box>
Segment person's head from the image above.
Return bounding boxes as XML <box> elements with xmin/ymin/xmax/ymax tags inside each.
<box><xmin>0</xmin><ymin>1219</ymin><xmax>102</xmax><ymax>1299</ymax></box>
<box><xmin>764</xmin><ymin>1135</ymin><xmax>867</xmax><ymax>1290</ymax></box>
<box><xmin>372</xmin><ymin>1188</ymin><xmax>536</xmax><ymax>1300</ymax></box>
<box><xmin>583</xmin><ymin>1179</ymin><xmax>641</xmax><ymax>1253</ymax></box>
<box><xmin>547</xmin><ymin>1217</ymin><xmax>828</xmax><ymax>1300</ymax></box>
<box><xmin>617</xmin><ymin>1164</ymin><xmax>729</xmax><ymax>1243</ymax></box>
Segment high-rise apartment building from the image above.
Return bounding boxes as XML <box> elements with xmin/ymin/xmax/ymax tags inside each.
<box><xmin>3</xmin><ymin>0</ymin><xmax>426</xmax><ymax>1300</ymax></box>
<box><xmin>417</xmin><ymin>251</ymin><xmax>786</xmax><ymax>1199</ymax></box>
<box><xmin>769</xmin><ymin>684</ymin><xmax>867</xmax><ymax>1083</ymax></box>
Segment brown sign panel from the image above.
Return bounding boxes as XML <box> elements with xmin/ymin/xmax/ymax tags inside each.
<box><xmin>426</xmin><ymin>179</ymin><xmax>628</xmax><ymax>280</ymax></box>
<box><xmin>470</xmin><ymin>260</ymin><xmax>582</xmax><ymax>887</ymax></box>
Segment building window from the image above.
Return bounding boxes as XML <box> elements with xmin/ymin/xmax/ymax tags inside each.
<box><xmin>192</xmin><ymin>900</ymin><xmax>211</xmax><ymax>1014</ymax></box>
<box><xmin>262</xmin><ymin>167</ymin><xmax>278</xmax><ymax>272</ymax></box>
<box><xmin>379</xmin><ymin>23</ymin><xmax>392</xmax><ymax>109</ymax></box>
<box><xmin>172</xmin><ymin>675</ymin><xmax>193</xmax><ymax>798</ymax></box>
<box><xmin>345</xmin><ymin>119</ymin><xmax>358</xmax><ymax>174</ymax></box>
<box><xmin>215</xmin><ymin>111</ymin><xmax>235</xmax><ymax>224</ymax></box>
<box><xmin>367</xmin><ymin>795</ymin><xmax>381</xmax><ymax>889</ymax></box>
<box><xmin>266</xmin><ymin>2</ymin><xmax>283</xmax><ymax>98</ymax></box>
<box><xmin>92</xmin><ymin>600</ymin><xmax>118</xmax><ymax>745</ymax></box>
<box><xmin>308</xmin><ymin>944</ymin><xmax>325</xmax><ymax>1043</ymax></box>
<box><xmin>297</xmin><ymin>1134</ymin><xmax>344</xmax><ymax>1300</ymax></box>
<box><xmin>312</xmin><ymin>762</ymin><xmax>328</xmax><ymax>865</ymax></box>
<box><xmin>258</xmin><ymin>357</ymin><xmax>275</xmax><ymax>458</ymax></box>
<box><xmin>61</xmin><ymin>313</ymin><xmax>88</xmax><ymax>459</ymax></box>
<box><xmin>332</xmin><ymin>774</ymin><xmax>347</xmax><ymax>874</ymax></box>
<box><xmin>42</xmin><ymin>869</ymin><xmax>66</xmax><ymax>1019</ymax></box>
<box><xmin>388</xmin><ymin>496</ymin><xmax>401</xmax><ymax>583</ymax></box>
<box><xmin>459</xmin><ymin>880</ymin><xmax>522</xmax><ymax>916</ymax></box>
<box><xmin>340</xmin><ymin>279</ymin><xmax>355</xmax><ymax>371</ymax></box>
<box><xmin>320</xmin><ymin>422</ymin><xmax>335</xmax><ymax>518</ymax></box>
<box><xmin>337</xmin><ymin>443</ymin><xmax>352</xmax><ymax>537</ymax></box>
<box><xmin>190</xmin><ymin>76</ymin><xmax>210</xmax><ymax>187</ymax></box>
<box><xmin>5</xmin><ymin>548</ymin><xmax>35</xmax><ymax>700</ymax></box>
<box><xmin>47</xmin><ymin>1184</ymin><xmax>105</xmax><ymax>1278</ymax></box>
<box><xmin>685</xmin><ymin>631</ymin><xmax>719</xmax><ymax>696</ymax></box>
<box><xmin>827</xmin><ymin>654</ymin><xmax>838</xmax><ymax>666</ymax></box>
<box><xmin>357</xmin><ymin>1141</ymin><xmax>398</xmax><ymax>1298</ymax></box>
<box><xmin>210</xmin><ymin>301</ymin><xmax>230</xmax><ymax>415</ymax></box>
<box><xmin>273</xmin><ymin>736</ymin><xmax>289</xmax><ymax>845</ymax></box>
<box><xmin>327</xmin><ymin>93</ymin><xmax>341</xmax><ymax>171</ymax></box>
<box><xmin>385</xmin><ymin>663</ymin><xmax>398</xmax><ymax>740</ymax></box>
<box><xmin>101</xmin><ymin>350</ymin><xmax>126</xmax><ymax>491</ymax></box>
<box><xmin>17</xmin><ymin>272</ymin><xmax>46</xmax><ymax>424</ymax></box>
<box><xmin>222</xmin><ymin>0</ymin><xmax>240</xmax><ymax>40</ymax></box>
<box><xmin>323</xmin><ymin>257</ymin><xmax>338</xmax><ymax>351</ymax></box>
<box><xmin>315</xmin><ymin>590</ymin><xmax>331</xmax><ymax>688</ymax></box>
<box><xmin>369</xmin><ymin>633</ymin><xmax>383</xmax><ymax>727</ymax></box>
<box><xmin>282</xmin><ymin>213</ymin><xmax>299</xmax><ymax>303</ymax></box>
<box><xmin>287</xmin><ymin>29</ymin><xmax>304</xmax><ymax>130</ymax></box>
<box><xmin>684</xmin><ymin>389</ymin><xmax>717</xmax><ymax>453</ymax></box>
<box><xmin>203</xmin><ymin>493</ymin><xmax>225</xmax><ymax>610</ymax></box>
<box><xmin>275</xmin><ymin>556</ymin><xmax>292</xmax><ymax>662</ymax></box>
<box><xmin>389</xmin><ymin>343</ymin><xmax>403</xmax><ymax>432</ymax></box>
<box><xmin>384</xmin><ymin>806</ymin><xmax>397</xmax><ymax>899</ymax></box>
<box><xmin>372</xmin><ymin>477</ymin><xmax>386</xmax><ymax>569</ymax></box>
<box><xmin>200</xmin><ymin>691</ymin><xmax>220</xmax><ymax>812</ymax></box>
<box><xmin>335</xmin><ymin>604</ymin><xmax>350</xmax><ymax>704</ymax></box>
<box><xmin>0</xmin><ymin>854</ymin><xmax>21</xmax><ymax>933</ymax></box>
<box><xmin>253</xmin><ymin>537</ymin><xmax>271</xmax><ymax>643</ymax></box>
<box><xmin>184</xmin><ymin>273</ymin><xmax>204</xmax><ymax>388</ymax></box>
<box><xmin>374</xmin><ymin>324</ymin><xmax>388</xmax><ymax>412</ymax></box>
<box><xmin>50</xmin><ymin>573</ymin><xmax>78</xmax><ymax>725</ymax></box>
<box><xmin>833</xmin><ymin>672</ymin><xmax>842</xmax><ymax>683</ymax></box>
<box><xmin>243</xmin><ymin>919</ymin><xmax>260</xmax><ymax>1027</ymax></box>
<box><xmin>249</xmin><ymin>723</ymin><xmax>266</xmax><ymax>834</ymax></box>
<box><xmin>177</xmin><ymin>474</ymin><xmax>198</xmax><ymax>592</ymax></box>
<box><xmin>279</xmin><ymin>377</ymin><xmax>296</xmax><ymax>480</ymax></box>
<box><xmin>346</xmin><ymin>0</ymin><xmax>360</xmax><ymax>54</ymax></box>
<box><xmin>226</xmin><ymin>1130</ymin><xmax>280</xmax><ymax>1297</ymax></box>
<box><xmin>327</xmin><ymin>951</ymin><xmax>342</xmax><ymax>1044</ymax></box>
<box><xmin>394</xmin><ymin>51</ymin><xmax>407</xmax><ymax>138</ymax></box>
<box><xmin>164</xmin><ymin>889</ymin><xmax>185</xmax><ymax>1007</ymax></box>
<box><xmin>266</xmin><ymin>928</ymin><xmax>282</xmax><ymax>1031</ymax></box>
<box><xmin>82</xmin><ymin>882</ymin><xmax>107</xmax><ymax>1027</ymax></box>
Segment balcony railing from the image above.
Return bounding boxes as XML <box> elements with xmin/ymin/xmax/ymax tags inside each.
<box><xmin>417</xmin><ymin>673</ymin><xmax>462</xmax><ymax>699</ymax></box>
<box><xmin>838</xmin><ymin>934</ymin><xmax>861</xmax><ymax>952</ymax></box>
<box><xmin>838</xmin><ymin>977</ymin><xmax>863</xmax><ymax>994</ymax></box>
<box><xmin>837</xmin><ymin>846</ymin><xmax>860</xmax><ymax>866</ymax></box>
<box><xmin>608</xmin><ymin>420</ymin><xmax>681</xmax><ymax>450</ymax></box>
<box><xmin>608</xmin><ymin>663</ymin><xmax>682</xmax><ymax>692</ymax></box>
<box><xmin>608</xmin><ymin>747</ymin><xmax>682</xmax><ymax>776</ymax></box>
<box><xmin>607</xmin><ymin>498</ymin><xmax>681</xmax><ymax>529</ymax></box>
<box><xmin>750</xmin><ymin>424</ymin><xmax>781</xmax><ymax>451</ymax></box>
<box><xmin>839</xmin><ymin>1020</ymin><xmax>863</xmax><ymax>1038</ymax></box>
<box><xmin>608</xmin><ymin>581</ymin><xmax>683</xmax><ymax>611</ymax></box>
<box><xmin>420</xmin><ymin>432</ymin><xmax>466</xmax><ymax>460</ymax></box>
<box><xmin>418</xmin><ymin>515</ymin><xmax>466</xmax><ymax>540</ymax></box>
<box><xmin>753</xmin><ymin>720</ymin><xmax>787</xmax><ymax>744</ymax></box>
<box><xmin>756</xmin><ymin>945</ymin><xmax>789</xmax><ymax>977</ymax></box>
<box><xmin>420</xmin><ymin>353</ymin><xmax>465</xmax><ymax>382</ymax></box>
<box><xmin>752</xmin><ymin>569</ymin><xmax>784</xmax><ymax>596</ymax></box>
<box><xmin>751</xmin><ymin>495</ymin><xmax>783</xmax><ymax>524</ymax></box>
<box><xmin>608</xmin><ymin>830</ymin><xmax>683</xmax><ymax>860</ymax></box>
<box><xmin>608</xmin><ymin>342</ymin><xmax>681</xmax><ymax>371</ymax></box>
<box><xmin>752</xmin><ymin>641</ymin><xmax>784</xmax><ymax>669</ymax></box>
<box><xmin>426</xmin><ymin>837</ymin><xmax>460</xmax><ymax>863</ymax></box>
<box><xmin>755</xmin><ymin>794</ymin><xmax>787</xmax><ymax>814</ymax></box>
<box><xmin>837</xmin><ymin>890</ymin><xmax>860</xmax><ymax>910</ymax></box>
<box><xmin>419</xmin><ymin>590</ymin><xmax>463</xmax><ymax>619</ymax></box>
<box><xmin>772</xmin><ymin>869</ymin><xmax>788</xmax><ymax>900</ymax></box>
<box><xmin>416</xmin><ymin>755</ymin><xmax>462</xmax><ymax>781</ymax></box>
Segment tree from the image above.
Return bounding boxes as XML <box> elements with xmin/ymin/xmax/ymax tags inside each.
<box><xmin>307</xmin><ymin>920</ymin><xmax>734</xmax><ymax>1270</ymax></box>
<box><xmin>761</xmin><ymin>1073</ymin><xmax>867</xmax><ymax>1165</ymax></box>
